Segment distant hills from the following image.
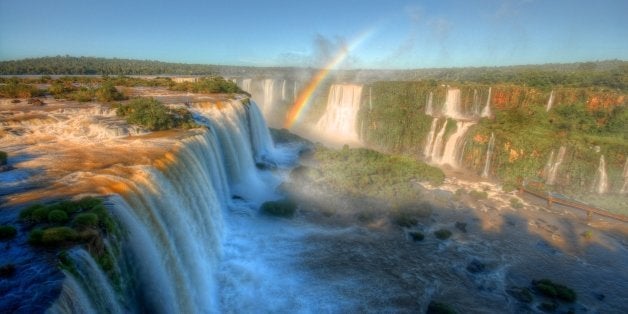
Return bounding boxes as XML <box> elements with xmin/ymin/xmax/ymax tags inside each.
<box><xmin>1</xmin><ymin>56</ymin><xmax>627</xmax><ymax>90</ymax></box>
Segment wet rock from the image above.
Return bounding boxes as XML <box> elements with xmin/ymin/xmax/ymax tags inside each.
<box><xmin>455</xmin><ymin>222</ymin><xmax>467</xmax><ymax>232</ymax></box>
<box><xmin>434</xmin><ymin>228</ymin><xmax>452</xmax><ymax>240</ymax></box>
<box><xmin>427</xmin><ymin>301</ymin><xmax>457</xmax><ymax>314</ymax></box>
<box><xmin>595</xmin><ymin>293</ymin><xmax>605</xmax><ymax>301</ymax></box>
<box><xmin>466</xmin><ymin>259</ymin><xmax>486</xmax><ymax>274</ymax></box>
<box><xmin>408</xmin><ymin>231</ymin><xmax>424</xmax><ymax>242</ymax></box>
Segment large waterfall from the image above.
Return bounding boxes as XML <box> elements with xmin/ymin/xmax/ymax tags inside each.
<box><xmin>315</xmin><ymin>84</ymin><xmax>363</xmax><ymax>143</ymax></box>
<box><xmin>439</xmin><ymin>121</ymin><xmax>474</xmax><ymax>167</ymax></box>
<box><xmin>481</xmin><ymin>132</ymin><xmax>495</xmax><ymax>178</ymax></box>
<box><xmin>45</xmin><ymin>99</ymin><xmax>291</xmax><ymax>313</ymax></box>
<box><xmin>442</xmin><ymin>88</ymin><xmax>463</xmax><ymax>119</ymax></box>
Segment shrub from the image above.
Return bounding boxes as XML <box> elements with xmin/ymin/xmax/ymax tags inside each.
<box><xmin>48</xmin><ymin>210</ymin><xmax>69</xmax><ymax>223</ymax></box>
<box><xmin>0</xmin><ymin>225</ymin><xmax>17</xmax><ymax>240</ymax></box>
<box><xmin>434</xmin><ymin>228</ymin><xmax>453</xmax><ymax>240</ymax></box>
<box><xmin>28</xmin><ymin>228</ymin><xmax>44</xmax><ymax>244</ymax></box>
<box><xmin>72</xmin><ymin>213</ymin><xmax>99</xmax><ymax>228</ymax></box>
<box><xmin>31</xmin><ymin>206</ymin><xmax>52</xmax><ymax>223</ymax></box>
<box><xmin>533</xmin><ymin>279</ymin><xmax>577</xmax><ymax>302</ymax></box>
<box><xmin>261</xmin><ymin>199</ymin><xmax>297</xmax><ymax>218</ymax></box>
<box><xmin>95</xmin><ymin>82</ymin><xmax>126</xmax><ymax>102</ymax></box>
<box><xmin>468</xmin><ymin>190</ymin><xmax>488</xmax><ymax>200</ymax></box>
<box><xmin>0</xmin><ymin>151</ymin><xmax>7</xmax><ymax>165</ymax></box>
<box><xmin>19</xmin><ymin>204</ymin><xmax>45</xmax><ymax>221</ymax></box>
<box><xmin>427</xmin><ymin>301</ymin><xmax>457</xmax><ymax>314</ymax></box>
<box><xmin>116</xmin><ymin>98</ymin><xmax>197</xmax><ymax>131</ymax></box>
<box><xmin>393</xmin><ymin>212</ymin><xmax>418</xmax><ymax>227</ymax></box>
<box><xmin>581</xmin><ymin>230</ymin><xmax>593</xmax><ymax>240</ymax></box>
<box><xmin>77</xmin><ymin>196</ymin><xmax>103</xmax><ymax>210</ymax></box>
<box><xmin>510</xmin><ymin>198</ymin><xmax>524</xmax><ymax>209</ymax></box>
<box><xmin>40</xmin><ymin>227</ymin><xmax>78</xmax><ymax>246</ymax></box>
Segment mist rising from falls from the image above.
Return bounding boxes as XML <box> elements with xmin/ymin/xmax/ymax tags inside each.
<box><xmin>481</xmin><ymin>132</ymin><xmax>495</xmax><ymax>178</ymax></box>
<box><xmin>315</xmin><ymin>84</ymin><xmax>363</xmax><ymax>143</ymax></box>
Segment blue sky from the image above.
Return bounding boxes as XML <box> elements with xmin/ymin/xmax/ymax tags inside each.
<box><xmin>1</xmin><ymin>0</ymin><xmax>626</xmax><ymax>69</ymax></box>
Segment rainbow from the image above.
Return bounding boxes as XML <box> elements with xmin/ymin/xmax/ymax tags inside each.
<box><xmin>283</xmin><ymin>29</ymin><xmax>374</xmax><ymax>128</ymax></box>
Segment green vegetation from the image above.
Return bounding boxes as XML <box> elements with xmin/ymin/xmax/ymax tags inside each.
<box><xmin>310</xmin><ymin>145</ymin><xmax>444</xmax><ymax>203</ymax></box>
<box><xmin>115</xmin><ymin>98</ymin><xmax>198</xmax><ymax>131</ymax></box>
<box><xmin>434</xmin><ymin>228</ymin><xmax>453</xmax><ymax>240</ymax></box>
<box><xmin>510</xmin><ymin>198</ymin><xmax>524</xmax><ymax>209</ymax></box>
<box><xmin>0</xmin><ymin>225</ymin><xmax>17</xmax><ymax>240</ymax></box>
<box><xmin>392</xmin><ymin>202</ymin><xmax>432</xmax><ymax>227</ymax></box>
<box><xmin>260</xmin><ymin>199</ymin><xmax>297</xmax><ymax>218</ymax></box>
<box><xmin>169</xmin><ymin>76</ymin><xmax>243</xmax><ymax>94</ymax></box>
<box><xmin>532</xmin><ymin>279</ymin><xmax>577</xmax><ymax>303</ymax></box>
<box><xmin>0</xmin><ymin>151</ymin><xmax>7</xmax><ymax>165</ymax></box>
<box><xmin>95</xmin><ymin>81</ymin><xmax>127</xmax><ymax>102</ymax></box>
<box><xmin>0</xmin><ymin>78</ymin><xmax>45</xmax><ymax>98</ymax></box>
<box><xmin>468</xmin><ymin>190</ymin><xmax>488</xmax><ymax>200</ymax></box>
<box><xmin>38</xmin><ymin>227</ymin><xmax>78</xmax><ymax>246</ymax></box>
<box><xmin>427</xmin><ymin>301</ymin><xmax>457</xmax><ymax>314</ymax></box>
<box><xmin>47</xmin><ymin>210</ymin><xmax>69</xmax><ymax>223</ymax></box>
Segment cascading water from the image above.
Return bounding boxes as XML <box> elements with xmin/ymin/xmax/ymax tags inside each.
<box><xmin>423</xmin><ymin>118</ymin><xmax>439</xmax><ymax>158</ymax></box>
<box><xmin>481</xmin><ymin>132</ymin><xmax>495</xmax><ymax>178</ymax></box>
<box><xmin>369</xmin><ymin>87</ymin><xmax>373</xmax><ymax>111</ymax></box>
<box><xmin>315</xmin><ymin>84</ymin><xmax>363</xmax><ymax>143</ymax></box>
<box><xmin>425</xmin><ymin>91</ymin><xmax>434</xmax><ymax>116</ymax></box>
<box><xmin>261</xmin><ymin>79</ymin><xmax>275</xmax><ymax>116</ymax></box>
<box><xmin>546</xmin><ymin>90</ymin><xmax>555</xmax><ymax>112</ymax></box>
<box><xmin>595</xmin><ymin>155</ymin><xmax>609</xmax><ymax>194</ymax></box>
<box><xmin>426</xmin><ymin>119</ymin><xmax>448</xmax><ymax>162</ymax></box>
<box><xmin>442</xmin><ymin>88</ymin><xmax>463</xmax><ymax>119</ymax></box>
<box><xmin>281</xmin><ymin>80</ymin><xmax>286</xmax><ymax>101</ymax></box>
<box><xmin>480</xmin><ymin>87</ymin><xmax>491</xmax><ymax>118</ymax></box>
<box><xmin>546</xmin><ymin>146</ymin><xmax>566</xmax><ymax>185</ymax></box>
<box><xmin>621</xmin><ymin>159</ymin><xmax>628</xmax><ymax>194</ymax></box>
<box><xmin>439</xmin><ymin>121</ymin><xmax>475</xmax><ymax>167</ymax></box>
<box><xmin>472</xmin><ymin>89</ymin><xmax>480</xmax><ymax>117</ymax></box>
<box><xmin>241</xmin><ymin>79</ymin><xmax>252</xmax><ymax>94</ymax></box>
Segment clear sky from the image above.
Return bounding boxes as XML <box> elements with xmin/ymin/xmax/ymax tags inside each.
<box><xmin>1</xmin><ymin>0</ymin><xmax>626</xmax><ymax>69</ymax></box>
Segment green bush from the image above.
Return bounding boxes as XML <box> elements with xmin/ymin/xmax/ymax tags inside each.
<box><xmin>40</xmin><ymin>227</ymin><xmax>78</xmax><ymax>246</ymax></box>
<box><xmin>77</xmin><ymin>196</ymin><xmax>103</xmax><ymax>210</ymax></box>
<box><xmin>0</xmin><ymin>225</ymin><xmax>17</xmax><ymax>240</ymax></box>
<box><xmin>28</xmin><ymin>228</ymin><xmax>44</xmax><ymax>244</ymax></box>
<box><xmin>533</xmin><ymin>279</ymin><xmax>577</xmax><ymax>302</ymax></box>
<box><xmin>434</xmin><ymin>228</ymin><xmax>453</xmax><ymax>240</ymax></box>
<box><xmin>468</xmin><ymin>190</ymin><xmax>488</xmax><ymax>200</ymax></box>
<box><xmin>116</xmin><ymin>98</ymin><xmax>197</xmax><ymax>131</ymax></box>
<box><xmin>48</xmin><ymin>210</ymin><xmax>69</xmax><ymax>223</ymax></box>
<box><xmin>0</xmin><ymin>151</ymin><xmax>7</xmax><ymax>165</ymax></box>
<box><xmin>31</xmin><ymin>206</ymin><xmax>52</xmax><ymax>223</ymax></box>
<box><xmin>393</xmin><ymin>212</ymin><xmax>418</xmax><ymax>227</ymax></box>
<box><xmin>261</xmin><ymin>199</ymin><xmax>297</xmax><ymax>218</ymax></box>
<box><xmin>72</xmin><ymin>213</ymin><xmax>99</xmax><ymax>228</ymax></box>
<box><xmin>427</xmin><ymin>301</ymin><xmax>457</xmax><ymax>314</ymax></box>
<box><xmin>95</xmin><ymin>81</ymin><xmax>126</xmax><ymax>102</ymax></box>
<box><xmin>510</xmin><ymin>198</ymin><xmax>524</xmax><ymax>209</ymax></box>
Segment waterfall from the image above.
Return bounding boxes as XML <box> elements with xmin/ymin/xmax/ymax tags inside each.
<box><xmin>261</xmin><ymin>79</ymin><xmax>275</xmax><ymax>115</ymax></box>
<box><xmin>472</xmin><ymin>89</ymin><xmax>480</xmax><ymax>117</ymax></box>
<box><xmin>619</xmin><ymin>159</ymin><xmax>628</xmax><ymax>194</ymax></box>
<box><xmin>293</xmin><ymin>81</ymin><xmax>297</xmax><ymax>101</ymax></box>
<box><xmin>442</xmin><ymin>88</ymin><xmax>463</xmax><ymax>119</ymax></box>
<box><xmin>427</xmin><ymin>119</ymin><xmax>448</xmax><ymax>162</ymax></box>
<box><xmin>423</xmin><ymin>118</ymin><xmax>439</xmax><ymax>158</ymax></box>
<box><xmin>246</xmin><ymin>100</ymin><xmax>297</xmax><ymax>167</ymax></box>
<box><xmin>481</xmin><ymin>132</ymin><xmax>495</xmax><ymax>178</ymax></box>
<box><xmin>439</xmin><ymin>121</ymin><xmax>475</xmax><ymax>167</ymax></box>
<box><xmin>546</xmin><ymin>90</ymin><xmax>555</xmax><ymax>112</ymax></box>
<box><xmin>369</xmin><ymin>87</ymin><xmax>373</xmax><ymax>111</ymax></box>
<box><xmin>48</xmin><ymin>249</ymin><xmax>125</xmax><ymax>314</ymax></box>
<box><xmin>281</xmin><ymin>80</ymin><xmax>286</xmax><ymax>101</ymax></box>
<box><xmin>481</xmin><ymin>87</ymin><xmax>492</xmax><ymax>118</ymax></box>
<box><xmin>595</xmin><ymin>155</ymin><xmax>609</xmax><ymax>194</ymax></box>
<box><xmin>315</xmin><ymin>84</ymin><xmax>363</xmax><ymax>142</ymax></box>
<box><xmin>425</xmin><ymin>92</ymin><xmax>433</xmax><ymax>116</ymax></box>
<box><xmin>242</xmin><ymin>79</ymin><xmax>252</xmax><ymax>94</ymax></box>
<box><xmin>546</xmin><ymin>146</ymin><xmax>566</xmax><ymax>185</ymax></box>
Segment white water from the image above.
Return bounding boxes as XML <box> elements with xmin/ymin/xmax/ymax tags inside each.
<box><xmin>439</xmin><ymin>121</ymin><xmax>475</xmax><ymax>167</ymax></box>
<box><xmin>481</xmin><ymin>132</ymin><xmax>495</xmax><ymax>178</ymax></box>
<box><xmin>546</xmin><ymin>146</ymin><xmax>566</xmax><ymax>185</ymax></box>
<box><xmin>481</xmin><ymin>87</ymin><xmax>491</xmax><ymax>118</ymax></box>
<box><xmin>426</xmin><ymin>119</ymin><xmax>448</xmax><ymax>161</ymax></box>
<box><xmin>546</xmin><ymin>90</ymin><xmax>555</xmax><ymax>112</ymax></box>
<box><xmin>261</xmin><ymin>79</ymin><xmax>275</xmax><ymax>116</ymax></box>
<box><xmin>425</xmin><ymin>91</ymin><xmax>434</xmax><ymax>116</ymax></box>
<box><xmin>442</xmin><ymin>88</ymin><xmax>463</xmax><ymax>119</ymax></box>
<box><xmin>423</xmin><ymin>118</ymin><xmax>439</xmax><ymax>158</ymax></box>
<box><xmin>281</xmin><ymin>80</ymin><xmax>286</xmax><ymax>101</ymax></box>
<box><xmin>315</xmin><ymin>84</ymin><xmax>363</xmax><ymax>143</ymax></box>
<box><xmin>472</xmin><ymin>89</ymin><xmax>480</xmax><ymax>117</ymax></box>
<box><xmin>621</xmin><ymin>159</ymin><xmax>628</xmax><ymax>194</ymax></box>
<box><xmin>595</xmin><ymin>155</ymin><xmax>609</xmax><ymax>194</ymax></box>
<box><xmin>241</xmin><ymin>79</ymin><xmax>252</xmax><ymax>94</ymax></box>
